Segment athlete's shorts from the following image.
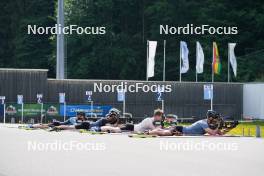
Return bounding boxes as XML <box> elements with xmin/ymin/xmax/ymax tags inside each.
<box><xmin>75</xmin><ymin>122</ymin><xmax>90</xmax><ymax>129</ymax></box>
<box><xmin>120</xmin><ymin>124</ymin><xmax>134</xmax><ymax>131</ymax></box>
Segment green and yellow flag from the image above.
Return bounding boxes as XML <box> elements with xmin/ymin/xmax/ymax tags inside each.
<box><xmin>212</xmin><ymin>42</ymin><xmax>221</xmax><ymax>74</ymax></box>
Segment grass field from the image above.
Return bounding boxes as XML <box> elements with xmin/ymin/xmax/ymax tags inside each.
<box><xmin>180</xmin><ymin>121</ymin><xmax>264</xmax><ymax>137</ymax></box>
<box><xmin>227</xmin><ymin>121</ymin><xmax>264</xmax><ymax>137</ymax></box>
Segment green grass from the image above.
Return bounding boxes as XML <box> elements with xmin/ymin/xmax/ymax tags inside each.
<box><xmin>226</xmin><ymin>122</ymin><xmax>264</xmax><ymax>137</ymax></box>
<box><xmin>179</xmin><ymin>121</ymin><xmax>264</xmax><ymax>137</ymax></box>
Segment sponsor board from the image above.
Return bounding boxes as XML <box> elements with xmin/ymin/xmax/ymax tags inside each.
<box><xmin>5</xmin><ymin>104</ymin><xmax>60</xmax><ymax>117</ymax></box>
<box><xmin>0</xmin><ymin>104</ymin><xmax>4</xmax><ymax>117</ymax></box>
<box><xmin>60</xmin><ymin>105</ymin><xmax>112</xmax><ymax>117</ymax></box>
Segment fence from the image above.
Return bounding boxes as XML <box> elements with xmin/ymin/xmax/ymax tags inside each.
<box><xmin>0</xmin><ymin>69</ymin><xmax>243</xmax><ymax>123</ymax></box>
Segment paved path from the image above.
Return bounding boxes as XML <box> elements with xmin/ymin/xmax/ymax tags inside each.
<box><xmin>0</xmin><ymin>124</ymin><xmax>263</xmax><ymax>176</ymax></box>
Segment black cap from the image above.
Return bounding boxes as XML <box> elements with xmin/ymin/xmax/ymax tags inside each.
<box><xmin>206</xmin><ymin>110</ymin><xmax>217</xmax><ymax>119</ymax></box>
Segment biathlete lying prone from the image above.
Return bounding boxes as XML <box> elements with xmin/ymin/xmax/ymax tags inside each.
<box><xmin>27</xmin><ymin>111</ymin><xmax>87</xmax><ymax>129</ymax></box>
<box><xmin>52</xmin><ymin>108</ymin><xmax>120</xmax><ymax>131</ymax></box>
<box><xmin>146</xmin><ymin>110</ymin><xmax>238</xmax><ymax>136</ymax></box>
<box><xmin>103</xmin><ymin>110</ymin><xmax>238</xmax><ymax>136</ymax></box>
<box><xmin>52</xmin><ymin>108</ymin><xmax>166</xmax><ymax>133</ymax></box>
<box><xmin>101</xmin><ymin>108</ymin><xmax>164</xmax><ymax>133</ymax></box>
<box><xmin>26</xmin><ymin>108</ymin><xmax>238</xmax><ymax>136</ymax></box>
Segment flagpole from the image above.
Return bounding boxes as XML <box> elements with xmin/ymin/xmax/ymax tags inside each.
<box><xmin>211</xmin><ymin>43</ymin><xmax>214</xmax><ymax>110</ymax></box>
<box><xmin>163</xmin><ymin>40</ymin><xmax>166</xmax><ymax>82</ymax></box>
<box><xmin>40</xmin><ymin>103</ymin><xmax>43</xmax><ymax>124</ymax></box>
<box><xmin>196</xmin><ymin>42</ymin><xmax>198</xmax><ymax>82</ymax></box>
<box><xmin>179</xmin><ymin>42</ymin><xmax>182</xmax><ymax>82</ymax></box>
<box><xmin>3</xmin><ymin>103</ymin><xmax>6</xmax><ymax>124</ymax></box>
<box><xmin>146</xmin><ymin>40</ymin><xmax>149</xmax><ymax>81</ymax></box>
<box><xmin>212</xmin><ymin>43</ymin><xmax>214</xmax><ymax>83</ymax></box>
<box><xmin>210</xmin><ymin>85</ymin><xmax>213</xmax><ymax>110</ymax></box>
<box><xmin>21</xmin><ymin>103</ymin><xmax>24</xmax><ymax>123</ymax></box>
<box><xmin>64</xmin><ymin>102</ymin><xmax>66</xmax><ymax>121</ymax></box>
<box><xmin>228</xmin><ymin>43</ymin><xmax>230</xmax><ymax>83</ymax></box>
<box><xmin>123</xmin><ymin>91</ymin><xmax>126</xmax><ymax>119</ymax></box>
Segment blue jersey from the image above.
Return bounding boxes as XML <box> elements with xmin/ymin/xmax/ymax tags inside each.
<box><xmin>60</xmin><ymin>117</ymin><xmax>78</xmax><ymax>125</ymax></box>
<box><xmin>182</xmin><ymin>119</ymin><xmax>209</xmax><ymax>135</ymax></box>
<box><xmin>89</xmin><ymin>118</ymin><xmax>108</xmax><ymax>132</ymax></box>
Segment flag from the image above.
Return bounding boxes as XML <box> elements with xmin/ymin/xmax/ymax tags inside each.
<box><xmin>196</xmin><ymin>41</ymin><xmax>204</xmax><ymax>74</ymax></box>
<box><xmin>180</xmin><ymin>41</ymin><xmax>189</xmax><ymax>73</ymax></box>
<box><xmin>229</xmin><ymin>43</ymin><xmax>237</xmax><ymax>77</ymax></box>
<box><xmin>147</xmin><ymin>41</ymin><xmax>157</xmax><ymax>78</ymax></box>
<box><xmin>212</xmin><ymin>42</ymin><xmax>221</xmax><ymax>74</ymax></box>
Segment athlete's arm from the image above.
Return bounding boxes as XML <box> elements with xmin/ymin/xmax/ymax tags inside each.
<box><xmin>101</xmin><ymin>126</ymin><xmax>121</xmax><ymax>133</ymax></box>
<box><xmin>32</xmin><ymin>124</ymin><xmax>49</xmax><ymax>129</ymax></box>
<box><xmin>55</xmin><ymin>125</ymin><xmax>75</xmax><ymax>130</ymax></box>
<box><xmin>148</xmin><ymin>129</ymin><xmax>172</xmax><ymax>136</ymax></box>
<box><xmin>204</xmin><ymin>128</ymin><xmax>221</xmax><ymax>135</ymax></box>
<box><xmin>219</xmin><ymin>128</ymin><xmax>231</xmax><ymax>135</ymax></box>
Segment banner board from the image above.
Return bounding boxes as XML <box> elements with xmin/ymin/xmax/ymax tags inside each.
<box><xmin>5</xmin><ymin>104</ymin><xmax>60</xmax><ymax>117</ymax></box>
<box><xmin>60</xmin><ymin>105</ymin><xmax>112</xmax><ymax>117</ymax></box>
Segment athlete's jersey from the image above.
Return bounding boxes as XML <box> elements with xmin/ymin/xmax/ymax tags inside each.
<box><xmin>60</xmin><ymin>117</ymin><xmax>79</xmax><ymax>125</ymax></box>
<box><xmin>134</xmin><ymin>117</ymin><xmax>156</xmax><ymax>133</ymax></box>
<box><xmin>182</xmin><ymin>119</ymin><xmax>209</xmax><ymax>135</ymax></box>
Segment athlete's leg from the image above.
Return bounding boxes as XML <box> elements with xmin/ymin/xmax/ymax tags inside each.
<box><xmin>148</xmin><ymin>128</ymin><xmax>173</xmax><ymax>136</ymax></box>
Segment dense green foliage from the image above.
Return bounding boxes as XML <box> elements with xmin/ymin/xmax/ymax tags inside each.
<box><xmin>0</xmin><ymin>0</ymin><xmax>263</xmax><ymax>81</ymax></box>
<box><xmin>0</xmin><ymin>0</ymin><xmax>56</xmax><ymax>76</ymax></box>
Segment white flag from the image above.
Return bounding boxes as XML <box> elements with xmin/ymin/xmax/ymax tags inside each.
<box><xmin>229</xmin><ymin>43</ymin><xmax>237</xmax><ymax>77</ymax></box>
<box><xmin>147</xmin><ymin>41</ymin><xmax>157</xmax><ymax>78</ymax></box>
<box><xmin>180</xmin><ymin>41</ymin><xmax>189</xmax><ymax>73</ymax></box>
<box><xmin>196</xmin><ymin>41</ymin><xmax>204</xmax><ymax>74</ymax></box>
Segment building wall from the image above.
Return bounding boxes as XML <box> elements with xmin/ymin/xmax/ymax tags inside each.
<box><xmin>0</xmin><ymin>69</ymin><xmax>48</xmax><ymax>103</ymax></box>
<box><xmin>243</xmin><ymin>84</ymin><xmax>264</xmax><ymax>119</ymax></box>
<box><xmin>0</xmin><ymin>69</ymin><xmax>243</xmax><ymax>119</ymax></box>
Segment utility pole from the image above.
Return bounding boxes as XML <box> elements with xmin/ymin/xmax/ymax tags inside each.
<box><xmin>56</xmin><ymin>0</ymin><xmax>65</xmax><ymax>79</ymax></box>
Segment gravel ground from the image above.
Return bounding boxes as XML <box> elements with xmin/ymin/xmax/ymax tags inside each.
<box><xmin>0</xmin><ymin>124</ymin><xmax>263</xmax><ymax>176</ymax></box>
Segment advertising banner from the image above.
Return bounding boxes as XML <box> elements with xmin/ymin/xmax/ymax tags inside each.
<box><xmin>60</xmin><ymin>105</ymin><xmax>112</xmax><ymax>117</ymax></box>
<box><xmin>45</xmin><ymin>104</ymin><xmax>60</xmax><ymax>116</ymax></box>
<box><xmin>5</xmin><ymin>104</ymin><xmax>60</xmax><ymax>117</ymax></box>
<box><xmin>0</xmin><ymin>104</ymin><xmax>3</xmax><ymax>117</ymax></box>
